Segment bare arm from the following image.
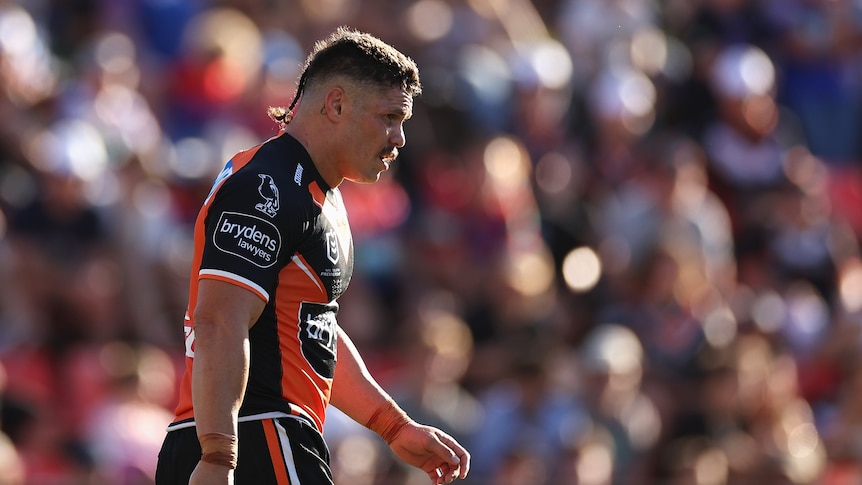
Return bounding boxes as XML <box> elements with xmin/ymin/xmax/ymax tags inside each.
<box><xmin>329</xmin><ymin>327</ymin><xmax>394</xmax><ymax>423</ymax></box>
<box><xmin>331</xmin><ymin>328</ymin><xmax>471</xmax><ymax>484</ymax></box>
<box><xmin>189</xmin><ymin>279</ymin><xmax>265</xmax><ymax>485</ymax></box>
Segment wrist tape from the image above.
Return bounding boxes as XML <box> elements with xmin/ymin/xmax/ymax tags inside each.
<box><xmin>365</xmin><ymin>400</ymin><xmax>411</xmax><ymax>444</ymax></box>
<box><xmin>199</xmin><ymin>432</ymin><xmax>238</xmax><ymax>469</ymax></box>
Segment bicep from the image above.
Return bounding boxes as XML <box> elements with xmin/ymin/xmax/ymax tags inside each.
<box><xmin>194</xmin><ymin>278</ymin><xmax>266</xmax><ymax>330</ymax></box>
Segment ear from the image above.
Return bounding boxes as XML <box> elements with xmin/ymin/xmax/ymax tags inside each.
<box><xmin>323</xmin><ymin>86</ymin><xmax>346</xmax><ymax>121</ymax></box>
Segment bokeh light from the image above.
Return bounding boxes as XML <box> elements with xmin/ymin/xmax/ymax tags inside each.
<box><xmin>839</xmin><ymin>257</ymin><xmax>862</xmax><ymax>313</ymax></box>
<box><xmin>406</xmin><ymin>0</ymin><xmax>454</xmax><ymax>42</ymax></box>
<box><xmin>563</xmin><ymin>246</ymin><xmax>602</xmax><ymax>293</ymax></box>
<box><xmin>505</xmin><ymin>248</ymin><xmax>555</xmax><ymax>297</ymax></box>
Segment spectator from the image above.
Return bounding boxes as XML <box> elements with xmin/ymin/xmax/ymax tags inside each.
<box><xmin>0</xmin><ymin>1</ymin><xmax>860</xmax><ymax>483</ymax></box>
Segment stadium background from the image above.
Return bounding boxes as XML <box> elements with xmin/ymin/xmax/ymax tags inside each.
<box><xmin>0</xmin><ymin>0</ymin><xmax>861</xmax><ymax>484</ymax></box>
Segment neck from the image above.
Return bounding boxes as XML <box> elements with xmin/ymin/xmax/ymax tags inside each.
<box><xmin>284</xmin><ymin>120</ymin><xmax>343</xmax><ymax>188</ymax></box>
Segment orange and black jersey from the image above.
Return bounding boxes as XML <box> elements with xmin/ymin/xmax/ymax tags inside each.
<box><xmin>170</xmin><ymin>132</ymin><xmax>353</xmax><ymax>432</ymax></box>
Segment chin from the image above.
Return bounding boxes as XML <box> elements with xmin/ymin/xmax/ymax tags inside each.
<box><xmin>346</xmin><ymin>173</ymin><xmax>382</xmax><ymax>184</ymax></box>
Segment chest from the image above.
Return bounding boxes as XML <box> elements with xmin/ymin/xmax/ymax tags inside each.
<box><xmin>300</xmin><ymin>191</ymin><xmax>354</xmax><ymax>300</ymax></box>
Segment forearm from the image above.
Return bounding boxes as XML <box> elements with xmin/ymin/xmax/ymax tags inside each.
<box><xmin>330</xmin><ymin>327</ymin><xmax>408</xmax><ymax>429</ymax></box>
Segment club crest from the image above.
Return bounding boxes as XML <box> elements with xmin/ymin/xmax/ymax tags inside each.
<box><xmin>255</xmin><ymin>174</ymin><xmax>280</xmax><ymax>218</ymax></box>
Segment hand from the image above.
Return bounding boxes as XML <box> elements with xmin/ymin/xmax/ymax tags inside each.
<box><xmin>189</xmin><ymin>460</ymin><xmax>234</xmax><ymax>485</ymax></box>
<box><xmin>388</xmin><ymin>422</ymin><xmax>471</xmax><ymax>485</ymax></box>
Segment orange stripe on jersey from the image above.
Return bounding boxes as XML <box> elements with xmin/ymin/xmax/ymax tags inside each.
<box><xmin>263</xmin><ymin>419</ymin><xmax>292</xmax><ymax>485</ymax></box>
<box><xmin>275</xmin><ymin>257</ymin><xmax>332</xmax><ymax>430</ymax></box>
<box><xmin>231</xmin><ymin>138</ymin><xmax>269</xmax><ymax>171</ymax></box>
<box><xmin>308</xmin><ymin>181</ymin><xmax>326</xmax><ymax>209</ymax></box>
<box><xmin>287</xmin><ymin>254</ymin><xmax>326</xmax><ymax>296</ymax></box>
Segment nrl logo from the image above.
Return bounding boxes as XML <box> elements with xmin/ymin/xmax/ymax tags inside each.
<box><xmin>326</xmin><ymin>230</ymin><xmax>339</xmax><ymax>264</ymax></box>
<box><xmin>255</xmin><ymin>173</ymin><xmax>280</xmax><ymax>218</ymax></box>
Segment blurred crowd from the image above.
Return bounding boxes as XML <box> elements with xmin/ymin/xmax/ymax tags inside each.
<box><xmin>0</xmin><ymin>0</ymin><xmax>861</xmax><ymax>484</ymax></box>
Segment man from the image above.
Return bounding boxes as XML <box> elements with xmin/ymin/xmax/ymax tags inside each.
<box><xmin>155</xmin><ymin>27</ymin><xmax>471</xmax><ymax>485</ymax></box>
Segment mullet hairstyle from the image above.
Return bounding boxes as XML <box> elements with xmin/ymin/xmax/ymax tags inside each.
<box><xmin>269</xmin><ymin>26</ymin><xmax>422</xmax><ymax>125</ymax></box>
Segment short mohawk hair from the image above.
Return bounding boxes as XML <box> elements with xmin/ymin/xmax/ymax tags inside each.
<box><xmin>269</xmin><ymin>27</ymin><xmax>421</xmax><ymax>126</ymax></box>
<box><xmin>304</xmin><ymin>26</ymin><xmax>422</xmax><ymax>96</ymax></box>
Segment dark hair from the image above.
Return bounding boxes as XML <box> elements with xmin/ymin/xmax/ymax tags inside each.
<box><xmin>269</xmin><ymin>26</ymin><xmax>421</xmax><ymax>124</ymax></box>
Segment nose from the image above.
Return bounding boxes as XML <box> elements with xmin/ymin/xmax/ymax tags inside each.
<box><xmin>390</xmin><ymin>122</ymin><xmax>406</xmax><ymax>148</ymax></box>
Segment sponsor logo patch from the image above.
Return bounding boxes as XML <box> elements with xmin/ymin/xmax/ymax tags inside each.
<box><xmin>213</xmin><ymin>211</ymin><xmax>282</xmax><ymax>268</ymax></box>
<box><xmin>298</xmin><ymin>302</ymin><xmax>338</xmax><ymax>379</ymax></box>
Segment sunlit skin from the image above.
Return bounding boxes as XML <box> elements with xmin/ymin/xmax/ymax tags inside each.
<box><xmin>339</xmin><ymin>86</ymin><xmax>412</xmax><ymax>184</ymax></box>
<box><xmin>286</xmin><ymin>79</ymin><xmax>412</xmax><ymax>188</ymax></box>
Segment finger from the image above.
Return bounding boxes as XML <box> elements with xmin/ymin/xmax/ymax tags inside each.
<box><xmin>457</xmin><ymin>449</ymin><xmax>471</xmax><ymax>478</ymax></box>
<box><xmin>425</xmin><ymin>433</ymin><xmax>461</xmax><ymax>467</ymax></box>
<box><xmin>435</xmin><ymin>433</ymin><xmax>471</xmax><ymax>477</ymax></box>
<box><xmin>437</xmin><ymin>465</ymin><xmax>461</xmax><ymax>483</ymax></box>
<box><xmin>430</xmin><ymin>466</ymin><xmax>445</xmax><ymax>485</ymax></box>
<box><xmin>444</xmin><ymin>467</ymin><xmax>459</xmax><ymax>484</ymax></box>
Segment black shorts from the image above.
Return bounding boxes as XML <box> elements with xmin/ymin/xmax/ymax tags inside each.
<box><xmin>156</xmin><ymin>415</ymin><xmax>333</xmax><ymax>484</ymax></box>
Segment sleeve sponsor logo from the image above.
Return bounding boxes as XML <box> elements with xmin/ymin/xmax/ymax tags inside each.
<box><xmin>213</xmin><ymin>211</ymin><xmax>282</xmax><ymax>268</ymax></box>
<box><xmin>293</xmin><ymin>163</ymin><xmax>303</xmax><ymax>186</ymax></box>
<box><xmin>298</xmin><ymin>302</ymin><xmax>338</xmax><ymax>379</ymax></box>
<box><xmin>255</xmin><ymin>173</ymin><xmax>280</xmax><ymax>218</ymax></box>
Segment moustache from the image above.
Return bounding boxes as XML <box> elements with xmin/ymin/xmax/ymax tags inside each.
<box><xmin>382</xmin><ymin>148</ymin><xmax>398</xmax><ymax>162</ymax></box>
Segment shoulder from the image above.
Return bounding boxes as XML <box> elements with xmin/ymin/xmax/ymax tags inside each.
<box><xmin>219</xmin><ymin>135</ymin><xmax>307</xmax><ymax>196</ymax></box>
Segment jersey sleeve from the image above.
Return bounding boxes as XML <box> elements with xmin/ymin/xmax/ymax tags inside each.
<box><xmin>199</xmin><ymin>168</ymin><xmax>300</xmax><ymax>303</ymax></box>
